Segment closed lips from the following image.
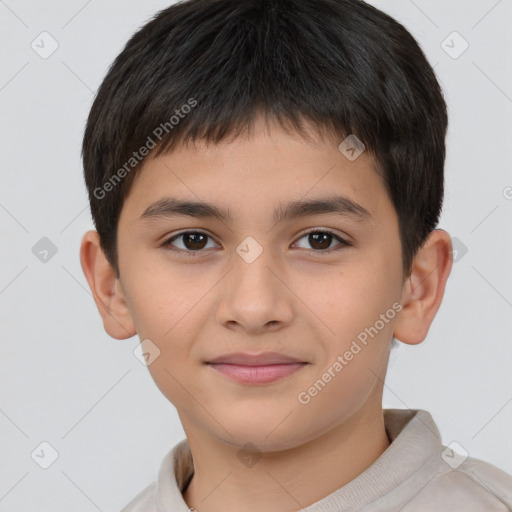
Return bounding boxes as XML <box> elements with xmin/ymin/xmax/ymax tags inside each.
<box><xmin>206</xmin><ymin>351</ymin><xmax>307</xmax><ymax>366</ymax></box>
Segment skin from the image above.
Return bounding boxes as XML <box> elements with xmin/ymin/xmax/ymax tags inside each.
<box><xmin>80</xmin><ymin>117</ymin><xmax>452</xmax><ymax>512</ymax></box>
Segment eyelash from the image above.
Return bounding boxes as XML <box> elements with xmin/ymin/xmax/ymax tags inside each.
<box><xmin>160</xmin><ymin>229</ymin><xmax>352</xmax><ymax>258</ymax></box>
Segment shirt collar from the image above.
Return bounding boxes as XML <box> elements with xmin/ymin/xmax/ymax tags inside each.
<box><xmin>155</xmin><ymin>409</ymin><xmax>442</xmax><ymax>512</ymax></box>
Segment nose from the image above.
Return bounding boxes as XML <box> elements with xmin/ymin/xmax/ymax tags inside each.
<box><xmin>215</xmin><ymin>244</ymin><xmax>294</xmax><ymax>334</ymax></box>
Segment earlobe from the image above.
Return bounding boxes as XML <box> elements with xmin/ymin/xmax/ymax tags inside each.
<box><xmin>79</xmin><ymin>230</ymin><xmax>136</xmax><ymax>340</ymax></box>
<box><xmin>393</xmin><ymin>229</ymin><xmax>453</xmax><ymax>345</ymax></box>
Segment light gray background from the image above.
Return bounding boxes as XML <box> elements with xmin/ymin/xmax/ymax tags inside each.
<box><xmin>1</xmin><ymin>0</ymin><xmax>511</xmax><ymax>510</ymax></box>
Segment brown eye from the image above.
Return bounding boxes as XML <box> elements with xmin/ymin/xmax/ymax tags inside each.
<box><xmin>308</xmin><ymin>232</ymin><xmax>333</xmax><ymax>250</ymax></box>
<box><xmin>181</xmin><ymin>233</ymin><xmax>208</xmax><ymax>250</ymax></box>
<box><xmin>162</xmin><ymin>229</ymin><xmax>351</xmax><ymax>258</ymax></box>
<box><xmin>162</xmin><ymin>231</ymin><xmax>218</xmax><ymax>255</ymax></box>
<box><xmin>294</xmin><ymin>230</ymin><xmax>350</xmax><ymax>252</ymax></box>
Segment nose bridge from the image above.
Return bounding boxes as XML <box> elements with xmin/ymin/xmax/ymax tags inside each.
<box><xmin>232</xmin><ymin>235</ymin><xmax>279</xmax><ymax>298</ymax></box>
<box><xmin>216</xmin><ymin>235</ymin><xmax>293</xmax><ymax>331</ymax></box>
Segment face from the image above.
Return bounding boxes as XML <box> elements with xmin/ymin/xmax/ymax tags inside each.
<box><xmin>116</xmin><ymin>119</ymin><xmax>405</xmax><ymax>451</ymax></box>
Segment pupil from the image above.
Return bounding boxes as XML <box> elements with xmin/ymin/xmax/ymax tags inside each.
<box><xmin>182</xmin><ymin>233</ymin><xmax>332</xmax><ymax>251</ymax></box>
<box><xmin>310</xmin><ymin>233</ymin><xmax>331</xmax><ymax>250</ymax></box>
<box><xmin>185</xmin><ymin>233</ymin><xmax>207</xmax><ymax>250</ymax></box>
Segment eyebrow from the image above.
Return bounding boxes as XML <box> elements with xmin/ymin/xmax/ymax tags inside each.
<box><xmin>140</xmin><ymin>195</ymin><xmax>372</xmax><ymax>224</ymax></box>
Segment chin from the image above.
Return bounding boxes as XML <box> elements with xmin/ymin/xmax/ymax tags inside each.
<box><xmin>215</xmin><ymin>418</ymin><xmax>309</xmax><ymax>453</ymax></box>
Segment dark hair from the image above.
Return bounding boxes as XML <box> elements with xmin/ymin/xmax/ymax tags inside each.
<box><xmin>82</xmin><ymin>0</ymin><xmax>448</xmax><ymax>279</ymax></box>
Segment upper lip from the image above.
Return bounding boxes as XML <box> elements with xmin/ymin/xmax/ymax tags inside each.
<box><xmin>206</xmin><ymin>351</ymin><xmax>306</xmax><ymax>366</ymax></box>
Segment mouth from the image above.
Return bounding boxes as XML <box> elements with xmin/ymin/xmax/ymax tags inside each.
<box><xmin>204</xmin><ymin>351</ymin><xmax>309</xmax><ymax>384</ymax></box>
<box><xmin>206</xmin><ymin>362</ymin><xmax>308</xmax><ymax>384</ymax></box>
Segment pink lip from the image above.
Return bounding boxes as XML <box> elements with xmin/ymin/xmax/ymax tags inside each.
<box><xmin>208</xmin><ymin>363</ymin><xmax>307</xmax><ymax>384</ymax></box>
<box><xmin>206</xmin><ymin>351</ymin><xmax>306</xmax><ymax>366</ymax></box>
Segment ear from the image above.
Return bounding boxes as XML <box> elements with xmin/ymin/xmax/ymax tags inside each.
<box><xmin>79</xmin><ymin>230</ymin><xmax>136</xmax><ymax>340</ymax></box>
<box><xmin>393</xmin><ymin>229</ymin><xmax>453</xmax><ymax>345</ymax></box>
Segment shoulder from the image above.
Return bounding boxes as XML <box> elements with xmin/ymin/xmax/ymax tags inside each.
<box><xmin>119</xmin><ymin>439</ymin><xmax>191</xmax><ymax>512</ymax></box>
<box><xmin>120</xmin><ymin>482</ymin><xmax>158</xmax><ymax>512</ymax></box>
<box><xmin>425</xmin><ymin>455</ymin><xmax>512</xmax><ymax>511</ymax></box>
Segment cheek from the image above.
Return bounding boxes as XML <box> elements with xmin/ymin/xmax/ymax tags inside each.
<box><xmin>306</xmin><ymin>260</ymin><xmax>399</xmax><ymax>331</ymax></box>
<box><xmin>124</xmin><ymin>259</ymin><xmax>210</xmax><ymax>377</ymax></box>
<box><xmin>125</xmin><ymin>258</ymin><xmax>208</xmax><ymax>339</ymax></box>
<box><xmin>295</xmin><ymin>253</ymin><xmax>400</xmax><ymax>381</ymax></box>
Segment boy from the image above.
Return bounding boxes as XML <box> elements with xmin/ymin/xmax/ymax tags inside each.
<box><xmin>79</xmin><ymin>0</ymin><xmax>512</xmax><ymax>510</ymax></box>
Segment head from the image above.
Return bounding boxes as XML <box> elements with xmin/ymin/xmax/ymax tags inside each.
<box><xmin>80</xmin><ymin>0</ymin><xmax>452</xmax><ymax>450</ymax></box>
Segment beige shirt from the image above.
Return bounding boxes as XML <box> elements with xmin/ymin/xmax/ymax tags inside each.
<box><xmin>121</xmin><ymin>409</ymin><xmax>512</xmax><ymax>511</ymax></box>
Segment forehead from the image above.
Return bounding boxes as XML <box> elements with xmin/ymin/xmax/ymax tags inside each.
<box><xmin>121</xmin><ymin>120</ymin><xmax>391</xmax><ymax>227</ymax></box>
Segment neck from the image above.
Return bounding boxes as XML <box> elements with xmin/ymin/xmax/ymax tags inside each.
<box><xmin>181</xmin><ymin>403</ymin><xmax>390</xmax><ymax>512</ymax></box>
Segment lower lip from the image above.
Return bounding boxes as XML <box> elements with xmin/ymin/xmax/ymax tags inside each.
<box><xmin>207</xmin><ymin>363</ymin><xmax>307</xmax><ymax>384</ymax></box>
